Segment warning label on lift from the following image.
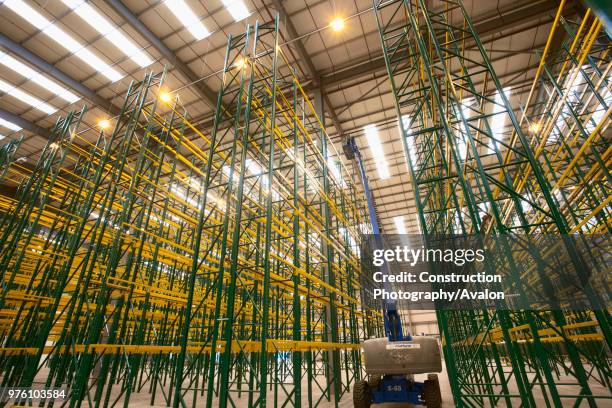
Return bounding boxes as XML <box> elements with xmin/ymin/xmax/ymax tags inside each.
<box><xmin>385</xmin><ymin>342</ymin><xmax>421</xmax><ymax>350</ymax></box>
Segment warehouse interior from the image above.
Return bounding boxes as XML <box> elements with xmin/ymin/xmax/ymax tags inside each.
<box><xmin>0</xmin><ymin>0</ymin><xmax>610</xmax><ymax>407</ymax></box>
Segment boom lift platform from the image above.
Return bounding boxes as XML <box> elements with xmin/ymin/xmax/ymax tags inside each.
<box><xmin>343</xmin><ymin>138</ymin><xmax>442</xmax><ymax>407</ymax></box>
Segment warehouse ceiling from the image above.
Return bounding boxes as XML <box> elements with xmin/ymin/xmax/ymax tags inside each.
<box><xmin>0</xmin><ymin>0</ymin><xmax>577</xmax><ymax>235</ymax></box>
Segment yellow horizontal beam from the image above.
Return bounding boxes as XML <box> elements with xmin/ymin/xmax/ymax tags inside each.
<box><xmin>0</xmin><ymin>339</ymin><xmax>360</xmax><ymax>356</ymax></box>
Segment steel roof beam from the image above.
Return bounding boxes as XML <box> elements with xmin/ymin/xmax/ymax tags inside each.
<box><xmin>106</xmin><ymin>0</ymin><xmax>218</xmax><ymax>109</ymax></box>
<box><xmin>163</xmin><ymin>0</ymin><xmax>558</xmax><ymax>137</ymax></box>
<box><xmin>0</xmin><ymin>107</ymin><xmax>51</xmax><ymax>140</ymax></box>
<box><xmin>318</xmin><ymin>0</ymin><xmax>567</xmax><ymax>90</ymax></box>
<box><xmin>271</xmin><ymin>0</ymin><xmax>346</xmax><ymax>138</ymax></box>
<box><xmin>0</xmin><ymin>35</ymin><xmax>122</xmax><ymax>141</ymax></box>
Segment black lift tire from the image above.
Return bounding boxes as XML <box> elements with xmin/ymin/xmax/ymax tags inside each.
<box><xmin>423</xmin><ymin>374</ymin><xmax>442</xmax><ymax>408</ymax></box>
<box><xmin>353</xmin><ymin>379</ymin><xmax>372</xmax><ymax>408</ymax></box>
<box><xmin>369</xmin><ymin>375</ymin><xmax>381</xmax><ymax>390</ymax></box>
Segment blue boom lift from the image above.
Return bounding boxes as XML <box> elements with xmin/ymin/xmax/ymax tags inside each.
<box><xmin>343</xmin><ymin>138</ymin><xmax>442</xmax><ymax>407</ymax></box>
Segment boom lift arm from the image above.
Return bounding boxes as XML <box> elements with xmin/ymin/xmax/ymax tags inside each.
<box><xmin>344</xmin><ymin>137</ymin><xmax>442</xmax><ymax>408</ymax></box>
<box><xmin>343</xmin><ymin>137</ymin><xmax>407</xmax><ymax>342</ymax></box>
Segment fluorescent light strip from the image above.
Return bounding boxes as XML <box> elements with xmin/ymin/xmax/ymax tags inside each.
<box><xmin>364</xmin><ymin>124</ymin><xmax>390</xmax><ymax>179</ymax></box>
<box><xmin>222</xmin><ymin>0</ymin><xmax>250</xmax><ymax>22</ymax></box>
<box><xmin>0</xmin><ymin>51</ymin><xmax>79</xmax><ymax>103</ymax></box>
<box><xmin>489</xmin><ymin>88</ymin><xmax>510</xmax><ymax>149</ymax></box>
<box><xmin>393</xmin><ymin>216</ymin><xmax>407</xmax><ymax>235</ymax></box>
<box><xmin>3</xmin><ymin>0</ymin><xmax>123</xmax><ymax>82</ymax></box>
<box><xmin>0</xmin><ymin>118</ymin><xmax>21</xmax><ymax>131</ymax></box>
<box><xmin>0</xmin><ymin>79</ymin><xmax>56</xmax><ymax>114</ymax></box>
<box><xmin>61</xmin><ymin>0</ymin><xmax>153</xmax><ymax>68</ymax></box>
<box><xmin>400</xmin><ymin>115</ymin><xmax>417</xmax><ymax>164</ymax></box>
<box><xmin>164</xmin><ymin>0</ymin><xmax>210</xmax><ymax>40</ymax></box>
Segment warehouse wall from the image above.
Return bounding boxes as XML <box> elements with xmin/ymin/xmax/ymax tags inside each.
<box><xmin>401</xmin><ymin>310</ymin><xmax>439</xmax><ymax>337</ymax></box>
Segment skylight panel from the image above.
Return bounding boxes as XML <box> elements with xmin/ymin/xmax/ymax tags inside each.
<box><xmin>338</xmin><ymin>226</ymin><xmax>359</xmax><ymax>255</ymax></box>
<box><xmin>586</xmin><ymin>89</ymin><xmax>611</xmax><ymax>133</ymax></box>
<box><xmin>393</xmin><ymin>216</ymin><xmax>407</xmax><ymax>235</ymax></box>
<box><xmin>327</xmin><ymin>154</ymin><xmax>346</xmax><ymax>188</ymax></box>
<box><xmin>489</xmin><ymin>88</ymin><xmax>510</xmax><ymax>150</ymax></box>
<box><xmin>245</xmin><ymin>158</ymin><xmax>262</xmax><ymax>175</ymax></box>
<box><xmin>164</xmin><ymin>0</ymin><xmax>210</xmax><ymax>40</ymax></box>
<box><xmin>364</xmin><ymin>124</ymin><xmax>390</xmax><ymax>179</ymax></box>
<box><xmin>461</xmin><ymin>97</ymin><xmax>476</xmax><ymax>118</ymax></box>
<box><xmin>452</xmin><ymin>210</ymin><xmax>462</xmax><ymax>234</ymax></box>
<box><xmin>457</xmin><ymin>97</ymin><xmax>476</xmax><ymax>159</ymax></box>
<box><xmin>223</xmin><ymin>165</ymin><xmax>242</xmax><ymax>184</ymax></box>
<box><xmin>61</xmin><ymin>0</ymin><xmax>153</xmax><ymax>68</ymax></box>
<box><xmin>550</xmin><ymin>84</ymin><xmax>580</xmax><ymax>143</ymax></box>
<box><xmin>400</xmin><ymin>115</ymin><xmax>417</xmax><ymax>164</ymax></box>
<box><xmin>3</xmin><ymin>0</ymin><xmax>123</xmax><ymax>82</ymax></box>
<box><xmin>169</xmin><ymin>183</ymin><xmax>199</xmax><ymax>208</ymax></box>
<box><xmin>0</xmin><ymin>51</ymin><xmax>79</xmax><ymax>103</ymax></box>
<box><xmin>0</xmin><ymin>118</ymin><xmax>21</xmax><ymax>131</ymax></box>
<box><xmin>245</xmin><ymin>158</ymin><xmax>266</xmax><ymax>188</ymax></box>
<box><xmin>222</xmin><ymin>0</ymin><xmax>250</xmax><ymax>22</ymax></box>
<box><xmin>0</xmin><ymin>79</ymin><xmax>56</xmax><ymax>114</ymax></box>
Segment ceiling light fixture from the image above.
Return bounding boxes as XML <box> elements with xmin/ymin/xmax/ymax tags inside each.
<box><xmin>3</xmin><ymin>0</ymin><xmax>123</xmax><ymax>82</ymax></box>
<box><xmin>221</xmin><ymin>0</ymin><xmax>250</xmax><ymax>22</ymax></box>
<box><xmin>330</xmin><ymin>17</ymin><xmax>345</xmax><ymax>32</ymax></box>
<box><xmin>0</xmin><ymin>79</ymin><xmax>57</xmax><ymax>114</ymax></box>
<box><xmin>164</xmin><ymin>0</ymin><xmax>210</xmax><ymax>40</ymax></box>
<box><xmin>159</xmin><ymin>91</ymin><xmax>173</xmax><ymax>103</ymax></box>
<box><xmin>0</xmin><ymin>51</ymin><xmax>79</xmax><ymax>103</ymax></box>
<box><xmin>61</xmin><ymin>0</ymin><xmax>153</xmax><ymax>68</ymax></box>
<box><xmin>234</xmin><ymin>56</ymin><xmax>247</xmax><ymax>70</ymax></box>
<box><xmin>529</xmin><ymin>121</ymin><xmax>542</xmax><ymax>134</ymax></box>
<box><xmin>364</xmin><ymin>124</ymin><xmax>390</xmax><ymax>179</ymax></box>
<box><xmin>98</xmin><ymin>119</ymin><xmax>111</xmax><ymax>129</ymax></box>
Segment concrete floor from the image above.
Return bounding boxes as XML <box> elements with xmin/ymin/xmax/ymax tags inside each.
<box><xmin>22</xmin><ymin>362</ymin><xmax>453</xmax><ymax>407</ymax></box>
<box><xmin>117</xmin><ymin>362</ymin><xmax>611</xmax><ymax>407</ymax></box>
<box><xmin>71</xmin><ymin>366</ymin><xmax>454</xmax><ymax>407</ymax></box>
<box><xmin>20</xmin><ymin>359</ymin><xmax>611</xmax><ymax>407</ymax></box>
